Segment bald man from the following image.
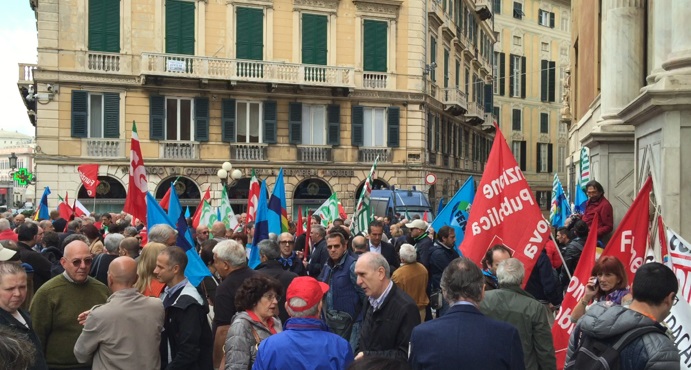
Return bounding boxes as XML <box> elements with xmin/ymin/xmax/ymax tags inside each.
<box><xmin>74</xmin><ymin>257</ymin><xmax>164</xmax><ymax>370</ymax></box>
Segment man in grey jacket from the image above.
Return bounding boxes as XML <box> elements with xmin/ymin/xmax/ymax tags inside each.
<box><xmin>566</xmin><ymin>262</ymin><xmax>680</xmax><ymax>369</ymax></box>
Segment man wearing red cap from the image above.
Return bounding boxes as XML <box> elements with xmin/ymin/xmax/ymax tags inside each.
<box><xmin>252</xmin><ymin>276</ymin><xmax>354</xmax><ymax>370</ymax></box>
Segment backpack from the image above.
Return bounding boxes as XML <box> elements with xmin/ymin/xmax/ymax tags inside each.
<box><xmin>565</xmin><ymin>325</ymin><xmax>666</xmax><ymax>370</ymax></box>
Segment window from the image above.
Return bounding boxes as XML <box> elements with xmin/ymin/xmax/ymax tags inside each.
<box><xmin>71</xmin><ymin>91</ymin><xmax>120</xmax><ymax>139</ymax></box>
<box><xmin>494</xmin><ymin>52</ymin><xmax>505</xmax><ymax>96</ymax></box>
<box><xmin>538</xmin><ymin>9</ymin><xmax>554</xmax><ymax>28</ymax></box>
<box><xmin>218</xmin><ymin>100</ymin><xmax>276</xmax><ymax>143</ymax></box>
<box><xmin>493</xmin><ymin>106</ymin><xmax>500</xmax><ymax>126</ymax></box>
<box><xmin>559</xmin><ymin>121</ymin><xmax>567</xmax><ymax>134</ymax></box>
<box><xmin>513</xmin><ymin>2</ymin><xmax>523</xmax><ymax>19</ymax></box>
<box><xmin>464</xmin><ymin>67</ymin><xmax>470</xmax><ymax>95</ymax></box>
<box><xmin>558</xmin><ymin>145</ymin><xmax>566</xmax><ymax>173</ymax></box>
<box><xmin>493</xmin><ymin>52</ymin><xmax>500</xmax><ymax>94</ymax></box>
<box><xmin>236</xmin><ymin>7</ymin><xmax>264</xmax><ymax>60</ymax></box>
<box><xmin>536</xmin><ymin>191</ymin><xmax>551</xmax><ymax>210</ymax></box>
<box><xmin>149</xmin><ymin>96</ymin><xmax>209</xmax><ymax>142</ymax></box>
<box><xmin>512</xmin><ymin>140</ymin><xmax>526</xmax><ymax>171</ymax></box>
<box><xmin>513</xmin><ymin>36</ymin><xmax>522</xmax><ymax>46</ymax></box>
<box><xmin>301</xmin><ymin>105</ymin><xmax>326</xmax><ymax>145</ymax></box>
<box><xmin>165</xmin><ymin>98</ymin><xmax>193</xmax><ymax>141</ymax></box>
<box><xmin>474</xmin><ymin>74</ymin><xmax>482</xmax><ymax>105</ymax></box>
<box><xmin>455</xmin><ymin>60</ymin><xmax>460</xmax><ymax>87</ymax></box>
<box><xmin>559</xmin><ymin>66</ymin><xmax>566</xmax><ymax>101</ymax></box>
<box><xmin>512</xmin><ymin>108</ymin><xmax>521</xmax><ymax>131</ymax></box>
<box><xmin>561</xmin><ymin>14</ymin><xmax>570</xmax><ymax>32</ymax></box>
<box><xmin>493</xmin><ymin>0</ymin><xmax>501</xmax><ymax>14</ymax></box>
<box><xmin>541</xmin><ymin>60</ymin><xmax>556</xmax><ymax>102</ymax></box>
<box><xmin>302</xmin><ymin>14</ymin><xmax>328</xmax><ymax>65</ymax></box>
<box><xmin>289</xmin><ymin>103</ymin><xmax>340</xmax><ymax>145</ymax></box>
<box><xmin>166</xmin><ymin>0</ymin><xmax>195</xmax><ymax>55</ymax></box>
<box><xmin>88</xmin><ymin>0</ymin><xmax>120</xmax><ymax>52</ymax></box>
<box><xmin>236</xmin><ymin>102</ymin><xmax>262</xmax><ymax>143</ymax></box>
<box><xmin>510</xmin><ymin>54</ymin><xmax>525</xmax><ymax>98</ymax></box>
<box><xmin>430</xmin><ymin>36</ymin><xmax>437</xmax><ymax>82</ymax></box>
<box><xmin>443</xmin><ymin>49</ymin><xmax>449</xmax><ymax>88</ymax></box>
<box><xmin>351</xmin><ymin>106</ymin><xmax>400</xmax><ymax>147</ymax></box>
<box><xmin>541</xmin><ymin>42</ymin><xmax>549</xmax><ymax>52</ymax></box>
<box><xmin>536</xmin><ymin>143</ymin><xmax>553</xmax><ymax>173</ymax></box>
<box><xmin>540</xmin><ymin>112</ymin><xmax>549</xmax><ymax>133</ymax></box>
<box><xmin>363</xmin><ymin>20</ymin><xmax>388</xmax><ymax>72</ymax></box>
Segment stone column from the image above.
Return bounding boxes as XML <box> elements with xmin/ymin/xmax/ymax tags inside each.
<box><xmin>646</xmin><ymin>0</ymin><xmax>671</xmax><ymax>84</ymax></box>
<box><xmin>662</xmin><ymin>0</ymin><xmax>691</xmax><ymax>72</ymax></box>
<box><xmin>599</xmin><ymin>0</ymin><xmax>645</xmax><ymax>122</ymax></box>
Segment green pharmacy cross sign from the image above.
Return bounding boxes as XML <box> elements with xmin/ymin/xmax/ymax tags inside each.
<box><xmin>13</xmin><ymin>168</ymin><xmax>34</xmax><ymax>186</ymax></box>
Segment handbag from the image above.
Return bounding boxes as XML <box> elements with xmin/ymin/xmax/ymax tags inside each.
<box><xmin>429</xmin><ymin>289</ymin><xmax>443</xmax><ymax>310</ymax></box>
<box><xmin>323</xmin><ymin>309</ymin><xmax>355</xmax><ymax>339</ymax></box>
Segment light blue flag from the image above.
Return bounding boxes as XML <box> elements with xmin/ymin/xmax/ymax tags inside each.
<box><xmin>268</xmin><ymin>168</ymin><xmax>289</xmax><ymax>235</ymax></box>
<box><xmin>184</xmin><ymin>206</ymin><xmax>190</xmax><ymax>219</ymax></box>
<box><xmin>574</xmin><ymin>183</ymin><xmax>588</xmax><ymax>214</ymax></box>
<box><xmin>430</xmin><ymin>177</ymin><xmax>475</xmax><ymax>255</ymax></box>
<box><xmin>166</xmin><ymin>183</ymin><xmax>182</xmax><ymax>223</ymax></box>
<box><xmin>550</xmin><ymin>173</ymin><xmax>572</xmax><ymax>227</ymax></box>
<box><xmin>146</xmin><ymin>192</ymin><xmax>210</xmax><ymax>286</ymax></box>
<box><xmin>249</xmin><ymin>181</ymin><xmax>269</xmax><ymax>269</ymax></box>
<box><xmin>437</xmin><ymin>197</ymin><xmax>445</xmax><ymax>216</ymax></box>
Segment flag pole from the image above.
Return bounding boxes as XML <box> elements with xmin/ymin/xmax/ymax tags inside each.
<box><xmin>93</xmin><ymin>186</ymin><xmax>96</xmax><ymax>213</ymax></box>
<box><xmin>547</xmin><ymin>217</ymin><xmax>572</xmax><ymax>281</ymax></box>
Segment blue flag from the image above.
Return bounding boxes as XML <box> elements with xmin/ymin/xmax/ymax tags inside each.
<box><xmin>550</xmin><ymin>173</ymin><xmax>572</xmax><ymax>227</ymax></box>
<box><xmin>36</xmin><ymin>186</ymin><xmax>51</xmax><ymax>220</ymax></box>
<box><xmin>268</xmin><ymin>168</ymin><xmax>289</xmax><ymax>235</ymax></box>
<box><xmin>250</xmin><ymin>181</ymin><xmax>269</xmax><ymax>269</ymax></box>
<box><xmin>430</xmin><ymin>177</ymin><xmax>475</xmax><ymax>255</ymax></box>
<box><xmin>146</xmin><ymin>192</ymin><xmax>210</xmax><ymax>286</ymax></box>
<box><xmin>166</xmin><ymin>183</ymin><xmax>182</xmax><ymax>223</ymax></box>
<box><xmin>184</xmin><ymin>206</ymin><xmax>190</xmax><ymax>219</ymax></box>
<box><xmin>574</xmin><ymin>183</ymin><xmax>588</xmax><ymax>214</ymax></box>
<box><xmin>437</xmin><ymin>197</ymin><xmax>445</xmax><ymax>216</ymax></box>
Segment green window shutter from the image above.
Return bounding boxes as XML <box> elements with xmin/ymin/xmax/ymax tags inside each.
<box><xmin>493</xmin><ymin>107</ymin><xmax>500</xmax><ymax>126</ymax></box>
<box><xmin>327</xmin><ymin>104</ymin><xmax>341</xmax><ymax>146</ymax></box>
<box><xmin>499</xmin><ymin>52</ymin><xmax>506</xmax><ymax>96</ymax></box>
<box><xmin>520</xmin><ymin>141</ymin><xmax>526</xmax><ymax>171</ymax></box>
<box><xmin>387</xmin><ymin>107</ymin><xmax>400</xmax><ymax>147</ymax></box>
<box><xmin>89</xmin><ymin>0</ymin><xmax>120</xmax><ymax>52</ymax></box>
<box><xmin>484</xmin><ymin>84</ymin><xmax>493</xmax><ymax>112</ymax></box>
<box><xmin>302</xmin><ymin>14</ymin><xmax>327</xmax><ymax>65</ymax></box>
<box><xmin>435</xmin><ymin>115</ymin><xmax>440</xmax><ymax>149</ymax></box>
<box><xmin>538</xmin><ymin>9</ymin><xmax>543</xmax><ymax>25</ymax></box>
<box><xmin>236</xmin><ymin>7</ymin><xmax>264</xmax><ymax>60</ymax></box>
<box><xmin>548</xmin><ymin>143</ymin><xmax>554</xmax><ymax>173</ymax></box>
<box><xmin>521</xmin><ymin>56</ymin><xmax>527</xmax><ymax>98</ymax></box>
<box><xmin>443</xmin><ymin>49</ymin><xmax>449</xmax><ymax>88</ymax></box>
<box><xmin>166</xmin><ymin>0</ymin><xmax>195</xmax><ymax>55</ymax></box>
<box><xmin>104</xmin><ymin>0</ymin><xmax>120</xmax><ymax>52</ymax></box>
<box><xmin>541</xmin><ymin>60</ymin><xmax>548</xmax><ymax>102</ymax></box>
<box><xmin>179</xmin><ymin>1</ymin><xmax>195</xmax><ymax>54</ymax></box>
<box><xmin>509</xmin><ymin>54</ymin><xmax>515</xmax><ymax>97</ymax></box>
<box><xmin>194</xmin><ymin>97</ymin><xmax>209</xmax><ymax>142</ymax></box>
<box><xmin>221</xmin><ymin>99</ymin><xmax>236</xmax><ymax>142</ymax></box>
<box><xmin>103</xmin><ymin>93</ymin><xmax>120</xmax><ymax>138</ymax></box>
<box><xmin>363</xmin><ymin>20</ymin><xmax>387</xmax><ymax>72</ymax></box>
<box><xmin>536</xmin><ymin>143</ymin><xmax>542</xmax><ymax>173</ymax></box>
<box><xmin>512</xmin><ymin>108</ymin><xmax>521</xmax><ymax>131</ymax></box>
<box><xmin>71</xmin><ymin>91</ymin><xmax>88</xmax><ymax>138</ymax></box>
<box><xmin>455</xmin><ymin>60</ymin><xmax>460</xmax><ymax>86</ymax></box>
<box><xmin>289</xmin><ymin>103</ymin><xmax>302</xmax><ymax>144</ymax></box>
<box><xmin>149</xmin><ymin>96</ymin><xmax>165</xmax><ymax>140</ymax></box>
<box><xmin>548</xmin><ymin>61</ymin><xmax>556</xmax><ymax>102</ymax></box>
<box><xmin>540</xmin><ymin>112</ymin><xmax>549</xmax><ymax>133</ymax></box>
<box><xmin>263</xmin><ymin>101</ymin><xmax>277</xmax><ymax>144</ymax></box>
<box><xmin>351</xmin><ymin>106</ymin><xmax>364</xmax><ymax>146</ymax></box>
<box><xmin>427</xmin><ymin>112</ymin><xmax>433</xmax><ymax>150</ymax></box>
<box><xmin>430</xmin><ymin>37</ymin><xmax>437</xmax><ymax>82</ymax></box>
<box><xmin>550</xmin><ymin>12</ymin><xmax>555</xmax><ymax>28</ymax></box>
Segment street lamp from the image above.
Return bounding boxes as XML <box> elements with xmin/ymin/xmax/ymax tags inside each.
<box><xmin>217</xmin><ymin>161</ymin><xmax>243</xmax><ymax>187</ymax></box>
<box><xmin>8</xmin><ymin>153</ymin><xmax>17</xmax><ymax>170</ymax></box>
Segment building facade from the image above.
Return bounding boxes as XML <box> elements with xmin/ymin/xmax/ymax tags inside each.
<box><xmin>19</xmin><ymin>0</ymin><xmax>496</xmax><ymax>216</ymax></box>
<box><xmin>492</xmin><ymin>0</ymin><xmax>570</xmax><ymax>214</ymax></box>
<box><xmin>0</xmin><ymin>130</ymin><xmax>36</xmax><ymax>207</ymax></box>
<box><xmin>567</xmin><ymin>0</ymin><xmax>691</xmax><ymax>241</ymax></box>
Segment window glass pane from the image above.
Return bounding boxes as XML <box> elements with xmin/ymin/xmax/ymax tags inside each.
<box><xmin>166</xmin><ymin>99</ymin><xmax>178</xmax><ymax>140</ymax></box>
<box><xmin>237</xmin><ymin>102</ymin><xmax>247</xmax><ymax>142</ymax></box>
<box><xmin>180</xmin><ymin>99</ymin><xmax>191</xmax><ymax>141</ymax></box>
<box><xmin>313</xmin><ymin>106</ymin><xmax>325</xmax><ymax>145</ymax></box>
<box><xmin>249</xmin><ymin>103</ymin><xmax>260</xmax><ymax>143</ymax></box>
<box><xmin>90</xmin><ymin>94</ymin><xmax>103</xmax><ymax>138</ymax></box>
<box><xmin>302</xmin><ymin>105</ymin><xmax>312</xmax><ymax>144</ymax></box>
<box><xmin>374</xmin><ymin>108</ymin><xmax>385</xmax><ymax>146</ymax></box>
<box><xmin>363</xmin><ymin>108</ymin><xmax>373</xmax><ymax>146</ymax></box>
<box><xmin>540</xmin><ymin>144</ymin><xmax>548</xmax><ymax>172</ymax></box>
<box><xmin>512</xmin><ymin>142</ymin><xmax>521</xmax><ymax>164</ymax></box>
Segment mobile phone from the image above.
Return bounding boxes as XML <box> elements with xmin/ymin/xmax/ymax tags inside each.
<box><xmin>593</xmin><ymin>277</ymin><xmax>598</xmax><ymax>285</ymax></box>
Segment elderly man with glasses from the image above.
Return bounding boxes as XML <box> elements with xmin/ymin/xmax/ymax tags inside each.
<box><xmin>29</xmin><ymin>240</ymin><xmax>110</xmax><ymax>370</ymax></box>
<box><xmin>277</xmin><ymin>232</ymin><xmax>306</xmax><ymax>276</ymax></box>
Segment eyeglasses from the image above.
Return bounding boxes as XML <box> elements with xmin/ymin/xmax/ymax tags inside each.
<box><xmin>673</xmin><ymin>295</ymin><xmax>679</xmax><ymax>306</ymax></box>
<box><xmin>71</xmin><ymin>258</ymin><xmax>93</xmax><ymax>267</ymax></box>
<box><xmin>201</xmin><ymin>231</ymin><xmax>209</xmax><ymax>234</ymax></box>
<box><xmin>279</xmin><ymin>241</ymin><xmax>294</xmax><ymax>245</ymax></box>
<box><xmin>263</xmin><ymin>293</ymin><xmax>281</xmax><ymax>301</ymax></box>
<box><xmin>326</xmin><ymin>245</ymin><xmax>342</xmax><ymax>250</ymax></box>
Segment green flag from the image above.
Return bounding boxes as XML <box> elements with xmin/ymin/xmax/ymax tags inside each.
<box><xmin>220</xmin><ymin>186</ymin><xmax>240</xmax><ymax>232</ymax></box>
<box><xmin>199</xmin><ymin>200</ymin><xmax>216</xmax><ymax>228</ymax></box>
<box><xmin>314</xmin><ymin>192</ymin><xmax>340</xmax><ymax>226</ymax></box>
<box><xmin>351</xmin><ymin>157</ymin><xmax>378</xmax><ymax>235</ymax></box>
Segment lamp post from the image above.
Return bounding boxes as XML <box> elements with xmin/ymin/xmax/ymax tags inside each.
<box><xmin>217</xmin><ymin>161</ymin><xmax>243</xmax><ymax>189</ymax></box>
<box><xmin>7</xmin><ymin>153</ymin><xmax>17</xmax><ymax>207</ymax></box>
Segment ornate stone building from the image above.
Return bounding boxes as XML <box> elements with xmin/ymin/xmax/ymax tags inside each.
<box><xmin>19</xmin><ymin>0</ymin><xmax>496</xmax><ymax>215</ymax></box>
<box><xmin>491</xmin><ymin>0</ymin><xmax>571</xmax><ymax>215</ymax></box>
<box><xmin>567</xmin><ymin>0</ymin><xmax>691</xmax><ymax>240</ymax></box>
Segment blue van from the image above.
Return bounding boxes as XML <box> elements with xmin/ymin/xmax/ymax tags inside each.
<box><xmin>370</xmin><ymin>189</ymin><xmax>433</xmax><ymax>221</ymax></box>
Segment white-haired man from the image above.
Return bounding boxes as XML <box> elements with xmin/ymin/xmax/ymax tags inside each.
<box><xmin>148</xmin><ymin>224</ymin><xmax>177</xmax><ymax>247</ymax></box>
<box><xmin>89</xmin><ymin>233</ymin><xmax>125</xmax><ymax>286</ymax></box>
<box><xmin>391</xmin><ymin>243</ymin><xmax>429</xmax><ymax>322</ymax></box>
<box><xmin>479</xmin><ymin>258</ymin><xmax>555</xmax><ymax>370</ymax></box>
<box><xmin>252</xmin><ymin>277</ymin><xmax>353</xmax><ymax>369</ymax></box>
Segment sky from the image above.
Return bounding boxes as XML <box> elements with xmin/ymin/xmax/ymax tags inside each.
<box><xmin>0</xmin><ymin>2</ymin><xmax>38</xmax><ymax>137</ymax></box>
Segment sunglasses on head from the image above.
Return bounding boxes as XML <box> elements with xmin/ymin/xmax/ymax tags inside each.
<box><xmin>71</xmin><ymin>258</ymin><xmax>93</xmax><ymax>267</ymax></box>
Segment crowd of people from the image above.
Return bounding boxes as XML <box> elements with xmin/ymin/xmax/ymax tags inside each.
<box><xmin>0</xmin><ymin>179</ymin><xmax>682</xmax><ymax>370</ymax></box>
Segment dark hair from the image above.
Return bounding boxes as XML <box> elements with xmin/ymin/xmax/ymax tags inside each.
<box><xmin>311</xmin><ymin>214</ymin><xmax>322</xmax><ymax>224</ymax></box>
<box><xmin>245</xmin><ymin>221</ymin><xmax>255</xmax><ymax>229</ymax></box>
<box><xmin>0</xmin><ymin>326</ymin><xmax>36</xmax><ymax>370</ymax></box>
<box><xmin>108</xmin><ymin>223</ymin><xmax>123</xmax><ymax>234</ymax></box>
<box><xmin>101</xmin><ymin>214</ymin><xmax>112</xmax><ymax>220</ymax></box>
<box><xmin>436</xmin><ymin>225</ymin><xmax>453</xmax><ymax>241</ymax></box>
<box><xmin>326</xmin><ymin>231</ymin><xmax>346</xmax><ymax>246</ymax></box>
<box><xmin>585</xmin><ymin>180</ymin><xmax>604</xmax><ymax>194</ymax></box>
<box><xmin>161</xmin><ymin>246</ymin><xmax>188</xmax><ymax>273</ymax></box>
<box><xmin>481</xmin><ymin>245</ymin><xmax>512</xmax><ymax>269</ymax></box>
<box><xmin>441</xmin><ymin>257</ymin><xmax>484</xmax><ymax>304</ymax></box>
<box><xmin>52</xmin><ymin>218</ymin><xmax>67</xmax><ymax>233</ymax></box>
<box><xmin>591</xmin><ymin>256</ymin><xmax>628</xmax><ymax>299</ymax></box>
<box><xmin>231</xmin><ymin>232</ymin><xmax>248</xmax><ymax>246</ymax></box>
<box><xmin>234</xmin><ymin>275</ymin><xmax>282</xmax><ymax>311</ymax></box>
<box><xmin>81</xmin><ymin>224</ymin><xmax>101</xmax><ymax>241</ymax></box>
<box><xmin>632</xmin><ymin>262</ymin><xmax>678</xmax><ymax>305</ymax></box>
<box><xmin>333</xmin><ymin>218</ymin><xmax>344</xmax><ymax>226</ymax></box>
<box><xmin>368</xmin><ymin>220</ymin><xmax>384</xmax><ymax>232</ymax></box>
<box><xmin>200</xmin><ymin>239</ymin><xmax>218</xmax><ymax>266</ymax></box>
<box><xmin>42</xmin><ymin>231</ymin><xmax>60</xmax><ymax>249</ymax></box>
<box><xmin>346</xmin><ymin>356</ymin><xmax>412</xmax><ymax>370</ymax></box>
<box><xmin>16</xmin><ymin>223</ymin><xmax>38</xmax><ymax>243</ymax></box>
<box><xmin>556</xmin><ymin>227</ymin><xmax>570</xmax><ymax>238</ymax></box>
<box><xmin>119</xmin><ymin>237</ymin><xmax>141</xmax><ymax>257</ymax></box>
<box><xmin>571</xmin><ymin>220</ymin><xmax>589</xmax><ymax>238</ymax></box>
<box><xmin>61</xmin><ymin>234</ymin><xmax>89</xmax><ymax>251</ymax></box>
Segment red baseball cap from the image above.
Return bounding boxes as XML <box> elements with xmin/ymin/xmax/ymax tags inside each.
<box><xmin>286</xmin><ymin>277</ymin><xmax>329</xmax><ymax>312</ymax></box>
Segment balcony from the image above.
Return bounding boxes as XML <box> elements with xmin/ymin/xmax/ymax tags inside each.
<box><xmin>231</xmin><ymin>143</ymin><xmax>268</xmax><ymax>161</ymax></box>
<box><xmin>18</xmin><ymin>64</ymin><xmax>36</xmax><ymax>85</ymax></box>
<box><xmin>442</xmin><ymin>87</ymin><xmax>468</xmax><ymax>115</ymax></box>
<box><xmin>297</xmin><ymin>145</ymin><xmax>332</xmax><ymax>163</ymax></box>
<box><xmin>161</xmin><ymin>141</ymin><xmax>199</xmax><ymax>160</ymax></box>
<box><xmin>86</xmin><ymin>52</ymin><xmax>121</xmax><ymax>73</ymax></box>
<box><xmin>358</xmin><ymin>147</ymin><xmax>390</xmax><ymax>163</ymax></box>
<box><xmin>427</xmin><ymin>81</ymin><xmax>441</xmax><ymax>101</ymax></box>
<box><xmin>362</xmin><ymin>72</ymin><xmax>388</xmax><ymax>89</ymax></box>
<box><xmin>465</xmin><ymin>102</ymin><xmax>485</xmax><ymax>125</ymax></box>
<box><xmin>141</xmin><ymin>53</ymin><xmax>355</xmax><ymax>88</ymax></box>
<box><xmin>83</xmin><ymin>139</ymin><xmax>124</xmax><ymax>158</ymax></box>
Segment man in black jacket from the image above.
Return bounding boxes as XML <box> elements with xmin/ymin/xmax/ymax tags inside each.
<box><xmin>405</xmin><ymin>220</ymin><xmax>433</xmax><ymax>268</ymax></box>
<box><xmin>16</xmin><ymin>222</ymin><xmax>52</xmax><ymax>292</ymax></box>
<box><xmin>256</xmin><ymin>239</ymin><xmax>297</xmax><ymax>323</ymax></box>
<box><xmin>367</xmin><ymin>221</ymin><xmax>399</xmax><ymax>271</ymax></box>
<box><xmin>428</xmin><ymin>226</ymin><xmax>459</xmax><ymax>316</ymax></box>
<box><xmin>306</xmin><ymin>225</ymin><xmax>328</xmax><ymax>277</ymax></box>
<box><xmin>354</xmin><ymin>252</ymin><xmax>420</xmax><ymax>361</ymax></box>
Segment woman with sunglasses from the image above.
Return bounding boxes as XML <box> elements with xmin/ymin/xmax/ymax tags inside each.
<box><xmin>221</xmin><ymin>275</ymin><xmax>283</xmax><ymax>370</ymax></box>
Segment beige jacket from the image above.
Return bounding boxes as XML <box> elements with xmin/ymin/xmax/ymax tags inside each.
<box><xmin>74</xmin><ymin>288</ymin><xmax>164</xmax><ymax>370</ymax></box>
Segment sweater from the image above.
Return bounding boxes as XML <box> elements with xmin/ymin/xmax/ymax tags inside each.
<box><xmin>29</xmin><ymin>274</ymin><xmax>110</xmax><ymax>369</ymax></box>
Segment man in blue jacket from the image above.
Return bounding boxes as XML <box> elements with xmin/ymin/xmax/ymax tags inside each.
<box><xmin>252</xmin><ymin>276</ymin><xmax>354</xmax><ymax>370</ymax></box>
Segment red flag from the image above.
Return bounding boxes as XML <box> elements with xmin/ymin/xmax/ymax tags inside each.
<box><xmin>304</xmin><ymin>211</ymin><xmax>313</xmax><ymax>262</ymax></box>
<box><xmin>246</xmin><ymin>169</ymin><xmax>260</xmax><ymax>223</ymax></box>
<box><xmin>73</xmin><ymin>199</ymin><xmax>91</xmax><ymax>217</ymax></box>
<box><xmin>422</xmin><ymin>210</ymin><xmax>429</xmax><ymax>222</ymax></box>
<box><xmin>600</xmin><ymin>176</ymin><xmax>653</xmax><ymax>284</ymax></box>
<box><xmin>123</xmin><ymin>122</ymin><xmax>148</xmax><ymax>224</ymax></box>
<box><xmin>77</xmin><ymin>164</ymin><xmax>100</xmax><ymax>198</ymax></box>
<box><xmin>552</xmin><ymin>214</ymin><xmax>600</xmax><ymax>369</ymax></box>
<box><xmin>658</xmin><ymin>215</ymin><xmax>672</xmax><ymax>269</ymax></box>
<box><xmin>338</xmin><ymin>201</ymin><xmax>347</xmax><ymax>220</ymax></box>
<box><xmin>159</xmin><ymin>188</ymin><xmax>171</xmax><ymax>212</ymax></box>
<box><xmin>296</xmin><ymin>206</ymin><xmax>305</xmax><ymax>237</ymax></box>
<box><xmin>58</xmin><ymin>193</ymin><xmax>73</xmax><ymax>220</ymax></box>
<box><xmin>192</xmin><ymin>187</ymin><xmax>211</xmax><ymax>229</ymax></box>
<box><xmin>460</xmin><ymin>125</ymin><xmax>551</xmax><ymax>285</ymax></box>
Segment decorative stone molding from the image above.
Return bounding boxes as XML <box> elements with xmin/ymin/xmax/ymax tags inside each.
<box><xmin>33</xmin><ymin>70</ymin><xmax>143</xmax><ymax>86</ymax></box>
<box><xmin>351</xmin><ymin>90</ymin><xmax>425</xmax><ymax>102</ymax></box>
<box><xmin>511</xmin><ymin>132</ymin><xmax>524</xmax><ymax>140</ymax></box>
<box><xmin>353</xmin><ymin>0</ymin><xmax>402</xmax><ymax>18</ymax></box>
<box><xmin>293</xmin><ymin>0</ymin><xmax>339</xmax><ymax>12</ymax></box>
<box><xmin>229</xmin><ymin>0</ymin><xmax>274</xmax><ymax>8</ymax></box>
<box><xmin>538</xmin><ymin>134</ymin><xmax>549</xmax><ymax>143</ymax></box>
<box><xmin>558</xmin><ymin>137</ymin><xmax>567</xmax><ymax>145</ymax></box>
<box><xmin>428</xmin><ymin>10</ymin><xmax>443</xmax><ymax>29</ymax></box>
